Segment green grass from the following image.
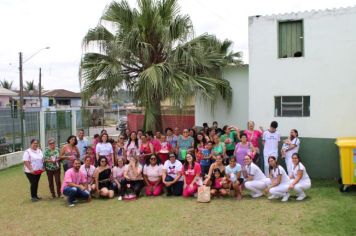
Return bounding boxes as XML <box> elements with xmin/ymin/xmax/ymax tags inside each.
<box><xmin>0</xmin><ymin>165</ymin><xmax>356</xmax><ymax>236</ymax></box>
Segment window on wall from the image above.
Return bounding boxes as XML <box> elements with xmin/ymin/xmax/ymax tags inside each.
<box><xmin>278</xmin><ymin>20</ymin><xmax>304</xmax><ymax>58</ymax></box>
<box><xmin>275</xmin><ymin>96</ymin><xmax>310</xmax><ymax>117</ymax></box>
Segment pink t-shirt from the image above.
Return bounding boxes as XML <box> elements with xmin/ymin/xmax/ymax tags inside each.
<box><xmin>143</xmin><ymin>164</ymin><xmax>163</xmax><ymax>182</ymax></box>
<box><xmin>61</xmin><ymin>168</ymin><xmax>87</xmax><ymax>193</ymax></box>
<box><xmin>244</xmin><ymin>130</ymin><xmax>262</xmax><ymax>148</ymax></box>
<box><xmin>79</xmin><ymin>164</ymin><xmax>95</xmax><ymax>184</ymax></box>
<box><xmin>112</xmin><ymin>166</ymin><xmax>125</xmax><ymax>181</ymax></box>
<box><xmin>182</xmin><ymin>162</ymin><xmax>201</xmax><ymax>185</ymax></box>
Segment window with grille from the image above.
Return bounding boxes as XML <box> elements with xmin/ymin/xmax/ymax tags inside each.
<box><xmin>278</xmin><ymin>20</ymin><xmax>304</xmax><ymax>58</ymax></box>
<box><xmin>275</xmin><ymin>96</ymin><xmax>310</xmax><ymax>117</ymax></box>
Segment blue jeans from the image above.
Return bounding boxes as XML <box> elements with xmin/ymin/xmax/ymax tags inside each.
<box><xmin>63</xmin><ymin>186</ymin><xmax>90</xmax><ymax>204</ymax></box>
<box><xmin>165</xmin><ymin>176</ymin><xmax>183</xmax><ymax>196</ymax></box>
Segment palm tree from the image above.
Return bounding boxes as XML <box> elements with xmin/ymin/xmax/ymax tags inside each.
<box><xmin>80</xmin><ymin>0</ymin><xmax>242</xmax><ymax>131</ymax></box>
<box><xmin>0</xmin><ymin>79</ymin><xmax>13</xmax><ymax>89</ymax></box>
<box><xmin>24</xmin><ymin>80</ymin><xmax>36</xmax><ymax>92</ymax></box>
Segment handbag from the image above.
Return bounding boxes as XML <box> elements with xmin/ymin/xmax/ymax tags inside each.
<box><xmin>197</xmin><ymin>185</ymin><xmax>211</xmax><ymax>203</ymax></box>
<box><xmin>33</xmin><ymin>170</ymin><xmax>44</xmax><ymax>175</ymax></box>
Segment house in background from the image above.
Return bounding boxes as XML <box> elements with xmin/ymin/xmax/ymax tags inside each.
<box><xmin>0</xmin><ymin>88</ymin><xmax>17</xmax><ymax>108</ymax></box>
<box><xmin>196</xmin><ymin>6</ymin><xmax>356</xmax><ymax>179</ymax></box>
<box><xmin>42</xmin><ymin>89</ymin><xmax>81</xmax><ymax>109</ymax></box>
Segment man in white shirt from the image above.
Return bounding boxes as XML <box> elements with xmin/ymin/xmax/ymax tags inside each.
<box><xmin>262</xmin><ymin>121</ymin><xmax>281</xmax><ymax>176</ymax></box>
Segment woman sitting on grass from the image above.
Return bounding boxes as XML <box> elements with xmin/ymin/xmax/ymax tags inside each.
<box><xmin>94</xmin><ymin>156</ymin><xmax>114</xmax><ymax>199</ymax></box>
<box><xmin>288</xmin><ymin>153</ymin><xmax>311</xmax><ymax>201</ymax></box>
<box><xmin>143</xmin><ymin>154</ymin><xmax>163</xmax><ymax>196</ymax></box>
<box><xmin>266</xmin><ymin>156</ymin><xmax>290</xmax><ymax>202</ymax></box>
<box><xmin>112</xmin><ymin>157</ymin><xmax>126</xmax><ymax>200</ymax></box>
<box><xmin>121</xmin><ymin>155</ymin><xmax>144</xmax><ymax>198</ymax></box>
<box><xmin>182</xmin><ymin>152</ymin><xmax>201</xmax><ymax>197</ymax></box>
<box><xmin>203</xmin><ymin>155</ymin><xmax>225</xmax><ymax>186</ymax></box>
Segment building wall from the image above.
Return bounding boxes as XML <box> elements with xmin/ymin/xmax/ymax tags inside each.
<box><xmin>195</xmin><ymin>66</ymin><xmax>249</xmax><ymax>128</ymax></box>
<box><xmin>248</xmin><ymin>7</ymin><xmax>356</xmax><ymax>179</ymax></box>
<box><xmin>0</xmin><ymin>96</ymin><xmax>10</xmax><ymax>108</ymax></box>
<box><xmin>70</xmin><ymin>98</ymin><xmax>81</xmax><ymax>107</ymax></box>
<box><xmin>248</xmin><ymin>7</ymin><xmax>356</xmax><ymax>139</ymax></box>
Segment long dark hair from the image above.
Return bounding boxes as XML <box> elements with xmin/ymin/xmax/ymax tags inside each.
<box><xmin>268</xmin><ymin>156</ymin><xmax>279</xmax><ymax>174</ymax></box>
<box><xmin>127</xmin><ymin>131</ymin><xmax>139</xmax><ymax>148</ymax></box>
<box><xmin>184</xmin><ymin>152</ymin><xmax>196</xmax><ymax>171</ymax></box>
<box><xmin>194</xmin><ymin>133</ymin><xmax>206</xmax><ymax>148</ymax></box>
<box><xmin>210</xmin><ymin>168</ymin><xmax>224</xmax><ymax>186</ymax></box>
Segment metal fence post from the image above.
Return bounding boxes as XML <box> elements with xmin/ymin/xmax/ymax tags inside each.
<box><xmin>40</xmin><ymin>111</ymin><xmax>45</xmax><ymax>149</ymax></box>
<box><xmin>71</xmin><ymin>109</ymin><xmax>77</xmax><ymax>135</ymax></box>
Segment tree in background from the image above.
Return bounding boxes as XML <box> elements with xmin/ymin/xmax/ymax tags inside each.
<box><xmin>80</xmin><ymin>0</ymin><xmax>242</xmax><ymax>131</ymax></box>
<box><xmin>0</xmin><ymin>79</ymin><xmax>14</xmax><ymax>90</ymax></box>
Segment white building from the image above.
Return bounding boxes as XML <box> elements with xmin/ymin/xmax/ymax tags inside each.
<box><xmin>196</xmin><ymin>6</ymin><xmax>356</xmax><ymax>178</ymax></box>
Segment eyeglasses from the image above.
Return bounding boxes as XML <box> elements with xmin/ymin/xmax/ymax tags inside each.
<box><xmin>119</xmin><ymin>137</ymin><xmax>124</xmax><ymax>139</ymax></box>
<box><xmin>49</xmin><ymin>142</ymin><xmax>55</xmax><ymax>145</ymax></box>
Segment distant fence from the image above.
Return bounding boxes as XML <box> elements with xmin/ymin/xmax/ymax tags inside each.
<box><xmin>0</xmin><ymin>108</ymin><xmax>93</xmax><ymax>154</ymax></box>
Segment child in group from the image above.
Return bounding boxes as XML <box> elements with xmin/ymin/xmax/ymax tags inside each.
<box><xmin>281</xmin><ymin>139</ymin><xmax>291</xmax><ymax>158</ymax></box>
<box><xmin>157</xmin><ymin>135</ymin><xmax>172</xmax><ymax>164</ymax></box>
<box><xmin>83</xmin><ymin>146</ymin><xmax>96</xmax><ymax>166</ymax></box>
<box><xmin>210</xmin><ymin>168</ymin><xmax>228</xmax><ymax>198</ymax></box>
<box><xmin>201</xmin><ymin>141</ymin><xmax>213</xmax><ymax>179</ymax></box>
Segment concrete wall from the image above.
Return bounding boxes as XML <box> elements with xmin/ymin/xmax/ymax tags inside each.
<box><xmin>0</xmin><ymin>151</ymin><xmax>24</xmax><ymax>170</ymax></box>
<box><xmin>249</xmin><ymin>7</ymin><xmax>356</xmax><ymax>139</ymax></box>
<box><xmin>195</xmin><ymin>66</ymin><xmax>249</xmax><ymax>128</ymax></box>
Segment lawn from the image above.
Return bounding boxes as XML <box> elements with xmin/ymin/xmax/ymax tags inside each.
<box><xmin>0</xmin><ymin>165</ymin><xmax>355</xmax><ymax>236</ymax></box>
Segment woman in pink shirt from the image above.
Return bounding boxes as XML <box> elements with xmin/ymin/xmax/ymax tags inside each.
<box><xmin>143</xmin><ymin>154</ymin><xmax>163</xmax><ymax>196</ymax></box>
<box><xmin>182</xmin><ymin>152</ymin><xmax>201</xmax><ymax>197</ymax></box>
<box><xmin>242</xmin><ymin>121</ymin><xmax>264</xmax><ymax>163</ymax></box>
<box><xmin>112</xmin><ymin>157</ymin><xmax>126</xmax><ymax>200</ymax></box>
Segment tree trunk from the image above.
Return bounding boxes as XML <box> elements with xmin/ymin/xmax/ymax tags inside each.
<box><xmin>143</xmin><ymin>99</ymin><xmax>162</xmax><ymax>132</ymax></box>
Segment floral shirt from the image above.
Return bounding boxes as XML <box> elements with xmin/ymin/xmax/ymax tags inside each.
<box><xmin>44</xmin><ymin>147</ymin><xmax>60</xmax><ymax>171</ymax></box>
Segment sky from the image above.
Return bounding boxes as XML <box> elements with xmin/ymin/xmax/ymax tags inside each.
<box><xmin>1</xmin><ymin>0</ymin><xmax>355</xmax><ymax>92</ymax></box>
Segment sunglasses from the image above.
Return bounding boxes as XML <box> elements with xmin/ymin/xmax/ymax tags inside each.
<box><xmin>49</xmin><ymin>142</ymin><xmax>55</xmax><ymax>145</ymax></box>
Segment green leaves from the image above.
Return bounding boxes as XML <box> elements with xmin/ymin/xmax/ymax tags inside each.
<box><xmin>80</xmin><ymin>0</ymin><xmax>242</xmax><ymax>130</ymax></box>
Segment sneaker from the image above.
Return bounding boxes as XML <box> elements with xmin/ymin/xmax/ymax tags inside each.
<box><xmin>31</xmin><ymin>198</ymin><xmax>39</xmax><ymax>202</ymax></box>
<box><xmin>68</xmin><ymin>203</ymin><xmax>75</xmax><ymax>207</ymax></box>
<box><xmin>35</xmin><ymin>196</ymin><xmax>42</xmax><ymax>200</ymax></box>
<box><xmin>118</xmin><ymin>196</ymin><xmax>122</xmax><ymax>201</ymax></box>
<box><xmin>281</xmin><ymin>193</ymin><xmax>290</xmax><ymax>202</ymax></box>
<box><xmin>73</xmin><ymin>200</ymin><xmax>78</xmax><ymax>203</ymax></box>
<box><xmin>268</xmin><ymin>195</ymin><xmax>279</xmax><ymax>200</ymax></box>
<box><xmin>296</xmin><ymin>194</ymin><xmax>306</xmax><ymax>201</ymax></box>
<box><xmin>252</xmin><ymin>193</ymin><xmax>263</xmax><ymax>198</ymax></box>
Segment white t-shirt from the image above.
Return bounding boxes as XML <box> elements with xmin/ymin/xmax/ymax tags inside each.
<box><xmin>271</xmin><ymin>165</ymin><xmax>290</xmax><ymax>184</ymax></box>
<box><xmin>246</xmin><ymin>162</ymin><xmax>266</xmax><ymax>181</ymax></box>
<box><xmin>291</xmin><ymin>162</ymin><xmax>310</xmax><ymax>182</ymax></box>
<box><xmin>285</xmin><ymin>137</ymin><xmax>301</xmax><ymax>159</ymax></box>
<box><xmin>79</xmin><ymin>164</ymin><xmax>95</xmax><ymax>183</ymax></box>
<box><xmin>95</xmin><ymin>142</ymin><xmax>113</xmax><ymax>156</ymax></box>
<box><xmin>163</xmin><ymin>160</ymin><xmax>183</xmax><ymax>181</ymax></box>
<box><xmin>112</xmin><ymin>166</ymin><xmax>125</xmax><ymax>181</ymax></box>
<box><xmin>23</xmin><ymin>148</ymin><xmax>44</xmax><ymax>173</ymax></box>
<box><xmin>263</xmin><ymin>130</ymin><xmax>281</xmax><ymax>157</ymax></box>
<box><xmin>143</xmin><ymin>164</ymin><xmax>163</xmax><ymax>182</ymax></box>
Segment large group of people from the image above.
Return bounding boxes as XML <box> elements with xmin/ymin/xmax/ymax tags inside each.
<box><xmin>23</xmin><ymin>121</ymin><xmax>311</xmax><ymax>207</ymax></box>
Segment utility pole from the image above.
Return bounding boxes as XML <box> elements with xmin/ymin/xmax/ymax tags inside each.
<box><xmin>39</xmin><ymin>67</ymin><xmax>42</xmax><ymax>109</ymax></box>
<box><xmin>19</xmin><ymin>52</ymin><xmax>24</xmax><ymax>150</ymax></box>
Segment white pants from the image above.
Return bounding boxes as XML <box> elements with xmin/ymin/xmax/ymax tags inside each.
<box><xmin>245</xmin><ymin>178</ymin><xmax>271</xmax><ymax>195</ymax></box>
<box><xmin>264</xmin><ymin>154</ymin><xmax>278</xmax><ymax>177</ymax></box>
<box><xmin>269</xmin><ymin>183</ymin><xmax>290</xmax><ymax>197</ymax></box>
<box><xmin>293</xmin><ymin>180</ymin><xmax>311</xmax><ymax>197</ymax></box>
<box><xmin>285</xmin><ymin>155</ymin><xmax>293</xmax><ymax>175</ymax></box>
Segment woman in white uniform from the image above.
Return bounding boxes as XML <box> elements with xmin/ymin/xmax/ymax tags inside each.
<box><xmin>288</xmin><ymin>153</ymin><xmax>311</xmax><ymax>201</ymax></box>
<box><xmin>266</xmin><ymin>156</ymin><xmax>291</xmax><ymax>202</ymax></box>
<box><xmin>243</xmin><ymin>155</ymin><xmax>270</xmax><ymax>198</ymax></box>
